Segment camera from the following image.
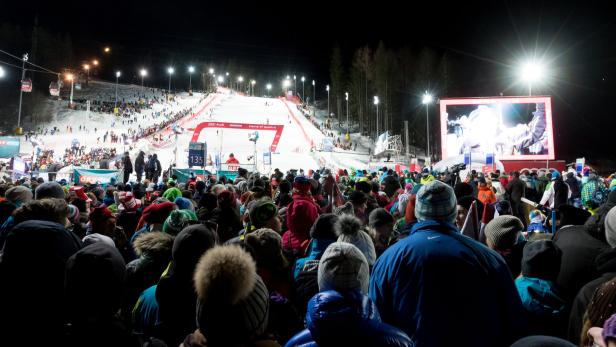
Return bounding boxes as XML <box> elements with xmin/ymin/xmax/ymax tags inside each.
<box><xmin>450</xmin><ymin>163</ymin><xmax>467</xmax><ymax>173</ymax></box>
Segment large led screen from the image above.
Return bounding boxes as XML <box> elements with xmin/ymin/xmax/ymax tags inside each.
<box><xmin>440</xmin><ymin>96</ymin><xmax>554</xmax><ymax>161</ymax></box>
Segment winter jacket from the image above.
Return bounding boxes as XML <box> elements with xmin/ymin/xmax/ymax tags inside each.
<box><xmin>0</xmin><ymin>220</ymin><xmax>83</xmax><ymax>345</ymax></box>
<box><xmin>515</xmin><ymin>277</ymin><xmax>566</xmax><ymax>337</ymax></box>
<box><xmin>565</xmin><ymin>176</ymin><xmax>581</xmax><ymax>200</ymax></box>
<box><xmin>285</xmin><ymin>290</ymin><xmax>413</xmax><ymax>347</ymax></box>
<box><xmin>584</xmin><ymin>190</ymin><xmax>616</xmax><ymax>241</ymax></box>
<box><xmin>581</xmin><ymin>177</ymin><xmax>608</xmax><ymax>209</ymax></box>
<box><xmin>507</xmin><ymin>178</ymin><xmax>526</xmax><ymax>203</ymax></box>
<box><xmin>369</xmin><ymin>220</ymin><xmax>527</xmax><ymax>346</ymax></box>
<box><xmin>477</xmin><ymin>185</ymin><xmax>497</xmax><ymax>206</ymax></box>
<box><xmin>156</xmin><ymin>224</ymin><xmax>217</xmax><ymax>346</ymax></box>
<box><xmin>132</xmin><ymin>284</ymin><xmax>162</xmax><ymax>338</ymax></box>
<box><xmin>283</xmin><ymin>194</ymin><xmax>319</xmax><ymax>257</ymax></box>
<box><xmin>540</xmin><ymin>179</ymin><xmax>571</xmax><ymax>209</ymax></box>
<box><xmin>568</xmin><ymin>247</ymin><xmax>616</xmax><ymax>344</ymax></box>
<box><xmin>123</xmin><ymin>232</ymin><xmax>173</xmax><ymax>322</ymax></box>
<box><xmin>123</xmin><ymin>155</ymin><xmax>133</xmax><ymax>174</ymax></box>
<box><xmin>135</xmin><ymin>153</ymin><xmax>145</xmax><ymax>174</ymax></box>
<box><xmin>210</xmin><ymin>206</ymin><xmax>243</xmax><ymax>243</ymax></box>
<box><xmin>293</xmin><ymin>239</ymin><xmax>335</xmax><ymax>279</ymax></box>
<box><xmin>552</xmin><ymin>225</ymin><xmax>610</xmax><ymax>301</ymax></box>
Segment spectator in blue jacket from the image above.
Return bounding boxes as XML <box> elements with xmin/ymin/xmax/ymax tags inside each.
<box><xmin>369</xmin><ymin>180</ymin><xmax>527</xmax><ymax>346</ymax></box>
<box><xmin>286</xmin><ymin>242</ymin><xmax>413</xmax><ymax>347</ymax></box>
<box><xmin>515</xmin><ymin>240</ymin><xmax>566</xmax><ymax>337</ymax></box>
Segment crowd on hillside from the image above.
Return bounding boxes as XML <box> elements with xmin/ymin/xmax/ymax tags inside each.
<box><xmin>3</xmin><ymin>160</ymin><xmax>616</xmax><ymax>346</ymax></box>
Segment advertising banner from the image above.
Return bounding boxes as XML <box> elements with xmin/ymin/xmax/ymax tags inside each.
<box><xmin>0</xmin><ymin>137</ymin><xmax>21</xmax><ymax>158</ymax></box>
<box><xmin>190</xmin><ymin>122</ymin><xmax>285</xmax><ymax>152</ymax></box>
<box><xmin>73</xmin><ymin>169</ymin><xmax>119</xmax><ymax>185</ymax></box>
<box><xmin>172</xmin><ymin>168</ymin><xmax>212</xmax><ymax>183</ymax></box>
<box><xmin>440</xmin><ymin>96</ymin><xmax>554</xmax><ymax>161</ymax></box>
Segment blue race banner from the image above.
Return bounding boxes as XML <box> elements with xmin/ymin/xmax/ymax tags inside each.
<box><xmin>0</xmin><ymin>137</ymin><xmax>20</xmax><ymax>158</ymax></box>
<box><xmin>73</xmin><ymin>169</ymin><xmax>119</xmax><ymax>185</ymax></box>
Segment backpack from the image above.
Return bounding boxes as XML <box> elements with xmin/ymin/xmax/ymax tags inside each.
<box><xmin>591</xmin><ymin>186</ymin><xmax>608</xmax><ymax>208</ymax></box>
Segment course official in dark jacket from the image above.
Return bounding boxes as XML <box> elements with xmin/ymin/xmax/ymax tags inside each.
<box><xmin>135</xmin><ymin>151</ymin><xmax>146</xmax><ymax>183</ymax></box>
<box><xmin>122</xmin><ymin>152</ymin><xmax>133</xmax><ymax>184</ymax></box>
<box><xmin>369</xmin><ymin>181</ymin><xmax>527</xmax><ymax>346</ymax></box>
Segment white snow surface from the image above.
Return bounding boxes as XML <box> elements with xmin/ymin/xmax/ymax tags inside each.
<box><xmin>20</xmin><ymin>83</ymin><xmax>375</xmax><ymax>177</ymax></box>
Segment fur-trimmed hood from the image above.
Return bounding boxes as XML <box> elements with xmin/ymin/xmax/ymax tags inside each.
<box><xmin>133</xmin><ymin>231</ymin><xmax>174</xmax><ymax>257</ymax></box>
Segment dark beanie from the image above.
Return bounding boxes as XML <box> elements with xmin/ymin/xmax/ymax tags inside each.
<box><xmin>349</xmin><ymin>190</ymin><xmax>367</xmax><ymax>204</ymax></box>
<box><xmin>454</xmin><ymin>182</ymin><xmax>474</xmax><ymax>199</ymax></box>
<box><xmin>522</xmin><ymin>240</ymin><xmax>562</xmax><ymax>281</ymax></box>
<box><xmin>310</xmin><ymin>214</ymin><xmax>339</xmax><ymax>240</ymax></box>
<box><xmin>65</xmin><ymin>243</ymin><xmax>126</xmax><ymax>318</ymax></box>
<box><xmin>368</xmin><ymin>208</ymin><xmax>394</xmax><ymax>228</ymax></box>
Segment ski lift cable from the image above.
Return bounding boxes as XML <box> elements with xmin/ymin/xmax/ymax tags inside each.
<box><xmin>0</xmin><ymin>59</ymin><xmax>59</xmax><ymax>75</ymax></box>
<box><xmin>0</xmin><ymin>48</ymin><xmax>59</xmax><ymax>75</ymax></box>
<box><xmin>0</xmin><ymin>60</ymin><xmax>57</xmax><ymax>75</ymax></box>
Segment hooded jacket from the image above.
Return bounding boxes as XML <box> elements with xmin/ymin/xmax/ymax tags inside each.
<box><xmin>552</xmin><ymin>225</ymin><xmax>610</xmax><ymax>300</ymax></box>
<box><xmin>0</xmin><ymin>220</ymin><xmax>82</xmax><ymax>344</ymax></box>
<box><xmin>156</xmin><ymin>224</ymin><xmax>217</xmax><ymax>346</ymax></box>
<box><xmin>283</xmin><ymin>193</ymin><xmax>319</xmax><ymax>257</ymax></box>
<box><xmin>369</xmin><ymin>220</ymin><xmax>527</xmax><ymax>346</ymax></box>
<box><xmin>124</xmin><ymin>232</ymin><xmax>174</xmax><ymax>321</ymax></box>
<box><xmin>515</xmin><ymin>277</ymin><xmax>566</xmax><ymax>337</ymax></box>
<box><xmin>285</xmin><ymin>290</ymin><xmax>413</xmax><ymax>347</ymax></box>
<box><xmin>568</xmin><ymin>247</ymin><xmax>616</xmax><ymax>344</ymax></box>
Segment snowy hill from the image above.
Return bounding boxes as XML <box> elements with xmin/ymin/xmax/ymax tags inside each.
<box><xmin>19</xmin><ymin>81</ymin><xmax>374</xmax><ymax>179</ymax></box>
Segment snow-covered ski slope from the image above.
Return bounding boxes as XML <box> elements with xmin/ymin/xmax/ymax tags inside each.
<box><xmin>21</xmin><ymin>81</ymin><xmax>372</xmax><ymax>175</ymax></box>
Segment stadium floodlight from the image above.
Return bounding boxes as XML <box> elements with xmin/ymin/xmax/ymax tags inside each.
<box><xmin>283</xmin><ymin>79</ymin><xmax>291</xmax><ymax>88</ymax></box>
<box><xmin>374</xmin><ymin>96</ymin><xmax>380</xmax><ymax>140</ymax></box>
<box><xmin>188</xmin><ymin>66</ymin><xmax>195</xmax><ymax>91</ymax></box>
<box><xmin>217</xmin><ymin>75</ymin><xmax>224</xmax><ymax>83</ymax></box>
<box><xmin>238</xmin><ymin>76</ymin><xmax>243</xmax><ymax>82</ymax></box>
<box><xmin>140</xmin><ymin>68</ymin><xmax>147</xmax><ymax>89</ymax></box>
<box><xmin>115</xmin><ymin>71</ymin><xmax>121</xmax><ymax>107</ymax></box>
<box><xmin>519</xmin><ymin>60</ymin><xmax>545</xmax><ymax>95</ymax></box>
<box><xmin>422</xmin><ymin>91</ymin><xmax>433</xmax><ymax>160</ymax></box>
<box><xmin>266</xmin><ymin>83</ymin><xmax>272</xmax><ymax>90</ymax></box>
<box><xmin>167</xmin><ymin>67</ymin><xmax>174</xmax><ymax>92</ymax></box>
<box><xmin>208</xmin><ymin>68</ymin><xmax>214</xmax><ymax>74</ymax></box>
<box><xmin>0</xmin><ymin>66</ymin><xmax>5</xmax><ymax>78</ymax></box>
<box><xmin>66</xmin><ymin>73</ymin><xmax>75</xmax><ymax>106</ymax></box>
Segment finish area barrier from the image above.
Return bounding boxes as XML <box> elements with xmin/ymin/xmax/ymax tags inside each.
<box><xmin>190</xmin><ymin>122</ymin><xmax>284</xmax><ymax>152</ymax></box>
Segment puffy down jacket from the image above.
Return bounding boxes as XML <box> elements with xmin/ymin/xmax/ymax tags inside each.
<box><xmin>285</xmin><ymin>290</ymin><xmax>414</xmax><ymax>347</ymax></box>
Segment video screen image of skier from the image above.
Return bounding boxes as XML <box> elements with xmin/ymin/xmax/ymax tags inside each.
<box><xmin>440</xmin><ymin>96</ymin><xmax>555</xmax><ymax>161</ymax></box>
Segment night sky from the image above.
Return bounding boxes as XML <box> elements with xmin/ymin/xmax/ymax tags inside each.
<box><xmin>2</xmin><ymin>1</ymin><xmax>616</xmax><ymax>163</ymax></box>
